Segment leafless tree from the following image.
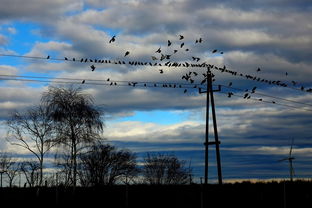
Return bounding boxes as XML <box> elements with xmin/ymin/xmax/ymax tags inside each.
<box><xmin>78</xmin><ymin>143</ymin><xmax>138</xmax><ymax>186</ymax></box>
<box><xmin>142</xmin><ymin>153</ymin><xmax>191</xmax><ymax>185</ymax></box>
<box><xmin>6</xmin><ymin>105</ymin><xmax>55</xmax><ymax>186</ymax></box>
<box><xmin>4</xmin><ymin>158</ymin><xmax>19</xmax><ymax>187</ymax></box>
<box><xmin>0</xmin><ymin>152</ymin><xmax>13</xmax><ymax>187</ymax></box>
<box><xmin>20</xmin><ymin>160</ymin><xmax>40</xmax><ymax>187</ymax></box>
<box><xmin>41</xmin><ymin>86</ymin><xmax>104</xmax><ymax>187</ymax></box>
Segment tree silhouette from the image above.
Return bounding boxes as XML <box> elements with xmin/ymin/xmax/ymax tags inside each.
<box><xmin>6</xmin><ymin>105</ymin><xmax>55</xmax><ymax>186</ymax></box>
<box><xmin>20</xmin><ymin>160</ymin><xmax>41</xmax><ymax>187</ymax></box>
<box><xmin>142</xmin><ymin>153</ymin><xmax>191</xmax><ymax>185</ymax></box>
<box><xmin>0</xmin><ymin>152</ymin><xmax>13</xmax><ymax>187</ymax></box>
<box><xmin>41</xmin><ymin>86</ymin><xmax>104</xmax><ymax>187</ymax></box>
<box><xmin>79</xmin><ymin>143</ymin><xmax>138</xmax><ymax>186</ymax></box>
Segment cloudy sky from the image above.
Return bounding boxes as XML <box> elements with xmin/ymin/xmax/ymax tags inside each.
<box><xmin>0</xmin><ymin>0</ymin><xmax>312</xmax><ymax>183</ymax></box>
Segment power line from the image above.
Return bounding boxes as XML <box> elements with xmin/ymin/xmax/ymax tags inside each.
<box><xmin>1</xmin><ymin>53</ymin><xmax>311</xmax><ymax>93</ymax></box>
<box><xmin>217</xmin><ymin>91</ymin><xmax>312</xmax><ymax>112</ymax></box>
<box><xmin>220</xmin><ymin>84</ymin><xmax>312</xmax><ymax>107</ymax></box>
<box><xmin>1</xmin><ymin>74</ymin><xmax>311</xmax><ymax>112</ymax></box>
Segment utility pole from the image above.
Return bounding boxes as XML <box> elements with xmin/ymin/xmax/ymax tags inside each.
<box><xmin>199</xmin><ymin>67</ymin><xmax>223</xmax><ymax>185</ymax></box>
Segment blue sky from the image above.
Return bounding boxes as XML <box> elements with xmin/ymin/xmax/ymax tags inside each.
<box><xmin>0</xmin><ymin>0</ymin><xmax>312</xmax><ymax>184</ymax></box>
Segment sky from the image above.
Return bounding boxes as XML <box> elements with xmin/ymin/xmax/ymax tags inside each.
<box><xmin>0</xmin><ymin>0</ymin><xmax>312</xmax><ymax>183</ymax></box>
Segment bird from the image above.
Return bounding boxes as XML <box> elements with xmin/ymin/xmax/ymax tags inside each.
<box><xmin>179</xmin><ymin>35</ymin><xmax>184</xmax><ymax>40</ymax></box>
<box><xmin>109</xmin><ymin>35</ymin><xmax>116</xmax><ymax>43</ymax></box>
<box><xmin>155</xmin><ymin>47</ymin><xmax>161</xmax><ymax>53</ymax></box>
<box><xmin>159</xmin><ymin>69</ymin><xmax>164</xmax><ymax>74</ymax></box>
<box><xmin>220</xmin><ymin>52</ymin><xmax>224</xmax><ymax>54</ymax></box>
<box><xmin>168</xmin><ymin>40</ymin><xmax>172</xmax><ymax>47</ymax></box>
<box><xmin>107</xmin><ymin>78</ymin><xmax>110</xmax><ymax>81</ymax></box>
<box><xmin>151</xmin><ymin>56</ymin><xmax>158</xmax><ymax>60</ymax></box>
<box><xmin>81</xmin><ymin>80</ymin><xmax>85</xmax><ymax>84</ymax></box>
<box><xmin>212</xmin><ymin>49</ymin><xmax>217</xmax><ymax>53</ymax></box>
<box><xmin>124</xmin><ymin>51</ymin><xmax>130</xmax><ymax>57</ymax></box>
<box><xmin>64</xmin><ymin>57</ymin><xmax>68</xmax><ymax>60</ymax></box>
<box><xmin>73</xmin><ymin>58</ymin><xmax>75</xmax><ymax>61</ymax></box>
<box><xmin>184</xmin><ymin>89</ymin><xmax>187</xmax><ymax>93</ymax></box>
<box><xmin>195</xmin><ymin>38</ymin><xmax>203</xmax><ymax>43</ymax></box>
<box><xmin>180</xmin><ymin>42</ymin><xmax>184</xmax><ymax>48</ymax></box>
<box><xmin>251</xmin><ymin>87</ymin><xmax>257</xmax><ymax>93</ymax></box>
<box><xmin>47</xmin><ymin>55</ymin><xmax>50</xmax><ymax>59</ymax></box>
<box><xmin>185</xmin><ymin>48</ymin><xmax>189</xmax><ymax>51</ymax></box>
<box><xmin>90</xmin><ymin>65</ymin><xmax>96</xmax><ymax>71</ymax></box>
<box><xmin>228</xmin><ymin>92</ymin><xmax>234</xmax><ymax>98</ymax></box>
<box><xmin>173</xmin><ymin>49</ymin><xmax>178</xmax><ymax>54</ymax></box>
<box><xmin>228</xmin><ymin>82</ymin><xmax>232</xmax><ymax>87</ymax></box>
<box><xmin>244</xmin><ymin>93</ymin><xmax>249</xmax><ymax>99</ymax></box>
<box><xmin>285</xmin><ymin>72</ymin><xmax>288</xmax><ymax>76</ymax></box>
<box><xmin>257</xmin><ymin>67</ymin><xmax>261</xmax><ymax>72</ymax></box>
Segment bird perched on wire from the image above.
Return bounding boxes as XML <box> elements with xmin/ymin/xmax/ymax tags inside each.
<box><xmin>109</xmin><ymin>35</ymin><xmax>116</xmax><ymax>43</ymax></box>
<box><xmin>124</xmin><ymin>51</ymin><xmax>130</xmax><ymax>57</ymax></box>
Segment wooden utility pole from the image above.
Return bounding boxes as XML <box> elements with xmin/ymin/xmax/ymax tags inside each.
<box><xmin>199</xmin><ymin>67</ymin><xmax>223</xmax><ymax>185</ymax></box>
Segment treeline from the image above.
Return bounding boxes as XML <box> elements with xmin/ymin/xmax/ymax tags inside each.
<box><xmin>0</xmin><ymin>86</ymin><xmax>191</xmax><ymax>187</ymax></box>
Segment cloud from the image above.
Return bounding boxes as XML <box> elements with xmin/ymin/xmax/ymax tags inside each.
<box><xmin>0</xmin><ymin>0</ymin><xmax>83</xmax><ymax>21</ymax></box>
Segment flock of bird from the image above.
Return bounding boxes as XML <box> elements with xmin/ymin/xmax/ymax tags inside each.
<box><xmin>46</xmin><ymin>34</ymin><xmax>312</xmax><ymax>99</ymax></box>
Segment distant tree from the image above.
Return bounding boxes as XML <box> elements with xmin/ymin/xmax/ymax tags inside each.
<box><xmin>142</xmin><ymin>153</ymin><xmax>191</xmax><ymax>185</ymax></box>
<box><xmin>6</xmin><ymin>105</ymin><xmax>55</xmax><ymax>186</ymax></box>
<box><xmin>5</xmin><ymin>158</ymin><xmax>19</xmax><ymax>187</ymax></box>
<box><xmin>0</xmin><ymin>152</ymin><xmax>13</xmax><ymax>187</ymax></box>
<box><xmin>20</xmin><ymin>161</ymin><xmax>40</xmax><ymax>187</ymax></box>
<box><xmin>78</xmin><ymin>143</ymin><xmax>138</xmax><ymax>186</ymax></box>
<box><xmin>41</xmin><ymin>86</ymin><xmax>104</xmax><ymax>187</ymax></box>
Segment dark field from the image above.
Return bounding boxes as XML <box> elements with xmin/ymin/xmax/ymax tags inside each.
<box><xmin>1</xmin><ymin>181</ymin><xmax>311</xmax><ymax>208</ymax></box>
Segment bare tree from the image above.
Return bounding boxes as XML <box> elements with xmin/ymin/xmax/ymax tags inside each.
<box><xmin>6</xmin><ymin>105</ymin><xmax>55</xmax><ymax>186</ymax></box>
<box><xmin>20</xmin><ymin>160</ymin><xmax>40</xmax><ymax>187</ymax></box>
<box><xmin>0</xmin><ymin>152</ymin><xmax>13</xmax><ymax>187</ymax></box>
<box><xmin>41</xmin><ymin>86</ymin><xmax>104</xmax><ymax>187</ymax></box>
<box><xmin>5</xmin><ymin>158</ymin><xmax>19</xmax><ymax>187</ymax></box>
<box><xmin>78</xmin><ymin>143</ymin><xmax>138</xmax><ymax>186</ymax></box>
<box><xmin>142</xmin><ymin>153</ymin><xmax>191</xmax><ymax>185</ymax></box>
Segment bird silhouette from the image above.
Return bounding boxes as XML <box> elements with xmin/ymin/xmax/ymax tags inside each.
<box><xmin>90</xmin><ymin>65</ymin><xmax>96</xmax><ymax>71</ymax></box>
<box><xmin>159</xmin><ymin>69</ymin><xmax>164</xmax><ymax>74</ymax></box>
<box><xmin>228</xmin><ymin>82</ymin><xmax>232</xmax><ymax>86</ymax></box>
<box><xmin>47</xmin><ymin>55</ymin><xmax>50</xmax><ymax>59</ymax></box>
<box><xmin>285</xmin><ymin>72</ymin><xmax>288</xmax><ymax>76</ymax></box>
<box><xmin>228</xmin><ymin>92</ymin><xmax>233</xmax><ymax>98</ymax></box>
<box><xmin>81</xmin><ymin>80</ymin><xmax>85</xmax><ymax>84</ymax></box>
<box><xmin>179</xmin><ymin>35</ymin><xmax>184</xmax><ymax>40</ymax></box>
<box><xmin>251</xmin><ymin>87</ymin><xmax>257</xmax><ymax>93</ymax></box>
<box><xmin>180</xmin><ymin>43</ymin><xmax>184</xmax><ymax>48</ymax></box>
<box><xmin>109</xmin><ymin>35</ymin><xmax>116</xmax><ymax>43</ymax></box>
<box><xmin>168</xmin><ymin>40</ymin><xmax>172</xmax><ymax>47</ymax></box>
<box><xmin>156</xmin><ymin>47</ymin><xmax>161</xmax><ymax>53</ymax></box>
<box><xmin>244</xmin><ymin>93</ymin><xmax>249</xmax><ymax>99</ymax></box>
<box><xmin>151</xmin><ymin>56</ymin><xmax>158</xmax><ymax>60</ymax></box>
<box><xmin>184</xmin><ymin>89</ymin><xmax>187</xmax><ymax>93</ymax></box>
<box><xmin>107</xmin><ymin>78</ymin><xmax>110</xmax><ymax>81</ymax></box>
<box><xmin>64</xmin><ymin>57</ymin><xmax>68</xmax><ymax>60</ymax></box>
<box><xmin>173</xmin><ymin>49</ymin><xmax>178</xmax><ymax>53</ymax></box>
<box><xmin>257</xmin><ymin>67</ymin><xmax>261</xmax><ymax>72</ymax></box>
<box><xmin>185</xmin><ymin>48</ymin><xmax>189</xmax><ymax>51</ymax></box>
<box><xmin>124</xmin><ymin>51</ymin><xmax>130</xmax><ymax>57</ymax></box>
<box><xmin>73</xmin><ymin>58</ymin><xmax>75</xmax><ymax>61</ymax></box>
<box><xmin>212</xmin><ymin>49</ymin><xmax>217</xmax><ymax>53</ymax></box>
